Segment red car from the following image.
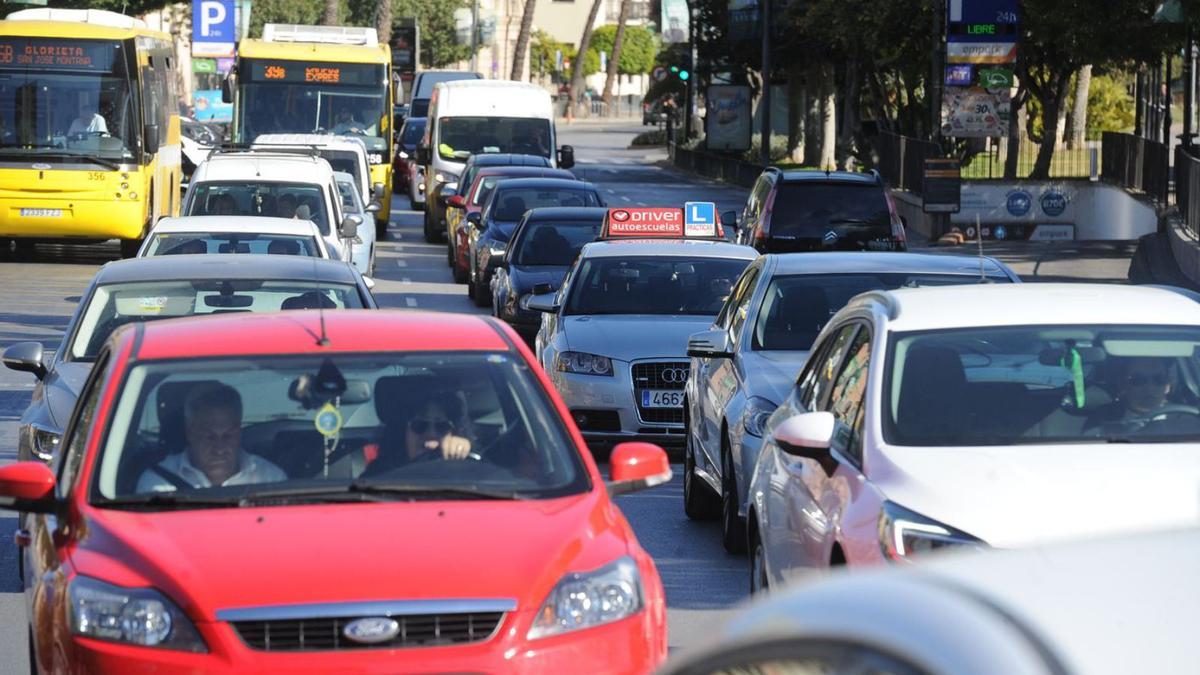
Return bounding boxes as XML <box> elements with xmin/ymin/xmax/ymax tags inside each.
<box><xmin>0</xmin><ymin>310</ymin><xmax>670</xmax><ymax>673</ymax></box>
<box><xmin>447</xmin><ymin>165</ymin><xmax>575</xmax><ymax>284</ymax></box>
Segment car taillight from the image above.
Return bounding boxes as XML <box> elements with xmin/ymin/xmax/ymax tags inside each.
<box><xmin>884</xmin><ymin>191</ymin><xmax>906</xmax><ymax>242</ymax></box>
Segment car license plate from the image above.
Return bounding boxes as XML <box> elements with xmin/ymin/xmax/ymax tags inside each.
<box><xmin>20</xmin><ymin>208</ymin><xmax>62</xmax><ymax>217</ymax></box>
<box><xmin>641</xmin><ymin>390</ymin><xmax>683</xmax><ymax>408</ymax></box>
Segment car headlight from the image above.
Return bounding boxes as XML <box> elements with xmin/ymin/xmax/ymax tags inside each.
<box><xmin>69</xmin><ymin>576</ymin><xmax>207</xmax><ymax>652</ymax></box>
<box><xmin>398</xmin><ymin>150</ymin><xmax>409</xmax><ymax>159</ymax></box>
<box><xmin>434</xmin><ymin>171</ymin><xmax>458</xmax><ymax>184</ymax></box>
<box><xmin>741</xmin><ymin>396</ymin><xmax>778</xmax><ymax>438</ymax></box>
<box><xmin>878</xmin><ymin>502</ymin><xmax>986</xmax><ymax>562</ymax></box>
<box><xmin>30</xmin><ymin>423</ymin><xmax>61</xmax><ymax>462</ymax></box>
<box><xmin>555</xmin><ymin>351</ymin><xmax>613</xmax><ymax>376</ymax></box>
<box><xmin>528</xmin><ymin>557</ymin><xmax>643</xmax><ymax>639</ymax></box>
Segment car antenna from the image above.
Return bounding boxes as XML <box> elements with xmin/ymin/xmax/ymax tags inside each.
<box><xmin>311</xmin><ymin>255</ymin><xmax>330</xmax><ymax>346</ymax></box>
<box><xmin>975</xmin><ymin>213</ymin><xmax>989</xmax><ymax>283</ymax></box>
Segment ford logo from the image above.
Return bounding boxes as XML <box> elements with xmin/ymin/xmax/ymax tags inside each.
<box><xmin>342</xmin><ymin>617</ymin><xmax>400</xmax><ymax>644</ymax></box>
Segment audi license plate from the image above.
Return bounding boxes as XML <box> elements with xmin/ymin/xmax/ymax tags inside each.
<box><xmin>20</xmin><ymin>208</ymin><xmax>61</xmax><ymax>217</ymax></box>
<box><xmin>641</xmin><ymin>390</ymin><xmax>683</xmax><ymax>408</ymax></box>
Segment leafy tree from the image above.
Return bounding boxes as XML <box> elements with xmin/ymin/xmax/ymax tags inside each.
<box><xmin>343</xmin><ymin>0</ymin><xmax>476</xmax><ymax>67</ymax></box>
<box><xmin>589</xmin><ymin>24</ymin><xmax>659</xmax><ymax>75</ymax></box>
<box><xmin>1086</xmin><ymin>71</ymin><xmax>1136</xmax><ymax>139</ymax></box>
<box><xmin>530</xmin><ymin>30</ymin><xmax>575</xmax><ymax>79</ymax></box>
<box><xmin>249</xmin><ymin>0</ymin><xmax>324</xmax><ymax>37</ymax></box>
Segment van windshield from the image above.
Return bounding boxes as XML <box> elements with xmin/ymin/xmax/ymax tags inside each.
<box><xmin>438</xmin><ymin>117</ymin><xmax>551</xmax><ymax>160</ymax></box>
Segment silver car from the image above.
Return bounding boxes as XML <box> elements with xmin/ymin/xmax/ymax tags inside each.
<box><xmin>684</xmin><ymin>252</ymin><xmax>1020</xmax><ymax>553</ymax></box>
<box><xmin>527</xmin><ymin>239</ymin><xmax>756</xmax><ymax>454</ymax></box>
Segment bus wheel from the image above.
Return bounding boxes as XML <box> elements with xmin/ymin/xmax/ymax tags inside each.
<box><xmin>119</xmin><ymin>238</ymin><xmax>141</xmax><ymax>258</ymax></box>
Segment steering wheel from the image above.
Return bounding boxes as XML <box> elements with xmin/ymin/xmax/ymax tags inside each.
<box><xmin>1141</xmin><ymin>403</ymin><xmax>1200</xmax><ymax>422</ymax></box>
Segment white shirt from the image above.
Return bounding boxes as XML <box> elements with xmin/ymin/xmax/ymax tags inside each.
<box><xmin>136</xmin><ymin>449</ymin><xmax>286</xmax><ymax>493</ymax></box>
<box><xmin>68</xmin><ymin>113</ymin><xmax>108</xmax><ymax>135</ymax></box>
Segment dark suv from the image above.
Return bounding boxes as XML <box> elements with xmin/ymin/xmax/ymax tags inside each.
<box><xmin>726</xmin><ymin>168</ymin><xmax>907</xmax><ymax>253</ymax></box>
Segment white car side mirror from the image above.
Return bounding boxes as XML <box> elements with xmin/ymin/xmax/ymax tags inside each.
<box><xmin>773</xmin><ymin>412</ymin><xmax>835</xmax><ymax>458</ymax></box>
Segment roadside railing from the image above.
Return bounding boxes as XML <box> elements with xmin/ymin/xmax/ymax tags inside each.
<box><xmin>1101</xmin><ymin>132</ymin><xmax>1169</xmax><ymax>204</ymax></box>
<box><xmin>1177</xmin><ymin>146</ymin><xmax>1200</xmax><ymax>238</ymax></box>
<box><xmin>874</xmin><ymin>131</ymin><xmax>939</xmax><ymax>196</ymax></box>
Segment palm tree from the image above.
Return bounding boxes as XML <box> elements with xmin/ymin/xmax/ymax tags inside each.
<box><xmin>511</xmin><ymin>0</ymin><xmax>538</xmax><ymax>81</ymax></box>
<box><xmin>569</xmin><ymin>0</ymin><xmax>604</xmax><ymax>117</ymax></box>
<box><xmin>601</xmin><ymin>0</ymin><xmax>630</xmax><ymax>111</ymax></box>
<box><xmin>322</xmin><ymin>0</ymin><xmax>338</xmax><ymax>26</ymax></box>
<box><xmin>376</xmin><ymin>0</ymin><xmax>392</xmax><ymax>45</ymax></box>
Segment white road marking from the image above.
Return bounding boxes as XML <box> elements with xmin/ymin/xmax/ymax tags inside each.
<box><xmin>620</xmin><ymin>195</ymin><xmax>631</xmax><ymax>202</ymax></box>
<box><xmin>401</xmin><ymin>277</ymin><xmax>411</xmax><ymax>283</ymax></box>
<box><xmin>405</xmin><ymin>298</ymin><xmax>418</xmax><ymax>307</ymax></box>
<box><xmin>607</xmin><ymin>189</ymin><xmax>617</xmax><ymax>195</ymax></box>
<box><xmin>395</xmin><ymin>259</ymin><xmax>407</xmax><ymax>268</ymax></box>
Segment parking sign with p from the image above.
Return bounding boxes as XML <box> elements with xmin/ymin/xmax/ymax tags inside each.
<box><xmin>192</xmin><ymin>0</ymin><xmax>236</xmax><ymax>58</ymax></box>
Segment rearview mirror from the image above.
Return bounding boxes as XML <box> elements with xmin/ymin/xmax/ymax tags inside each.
<box><xmin>416</xmin><ymin>145</ymin><xmax>431</xmax><ymax>165</ymax></box>
<box><xmin>606</xmin><ymin>443</ymin><xmax>672</xmax><ymax>497</ymax></box>
<box><xmin>204</xmin><ymin>294</ymin><xmax>254</xmax><ymax>308</ymax></box>
<box><xmin>372</xmin><ymin>183</ymin><xmax>385</xmax><ymax>199</ymax></box>
<box><xmin>773</xmin><ymin>412</ymin><xmax>835</xmax><ymax>458</ymax></box>
<box><xmin>366</xmin><ymin>201</ymin><xmax>382</xmax><ymax>213</ymax></box>
<box><xmin>522</xmin><ymin>292</ymin><xmax>559</xmax><ymax>313</ymax></box>
<box><xmin>720</xmin><ymin>210</ymin><xmax>739</xmax><ymax>230</ymax></box>
<box><xmin>438</xmin><ymin>185</ymin><xmax>458</xmax><ymax>204</ymax></box>
<box><xmin>220</xmin><ymin>75</ymin><xmax>233</xmax><ymax>103</ymax></box>
<box><xmin>447</xmin><ymin>195</ymin><xmax>466</xmax><ymax>209</ymax></box>
<box><xmin>3</xmin><ymin>341</ymin><xmax>47</xmax><ymax>380</ymax></box>
<box><xmin>143</xmin><ymin>123</ymin><xmax>161</xmax><ymax>152</ymax></box>
<box><xmin>687</xmin><ymin>330</ymin><xmax>733</xmax><ymax>359</ymax></box>
<box><xmin>340</xmin><ymin>215</ymin><xmax>362</xmax><ymax>239</ymax></box>
<box><xmin>557</xmin><ymin>144</ymin><xmax>576</xmax><ymax>169</ymax></box>
<box><xmin>0</xmin><ymin>461</ymin><xmax>57</xmax><ymax>513</ymax></box>
<box><xmin>466</xmin><ymin>212</ymin><xmax>482</xmax><ymax>228</ymax></box>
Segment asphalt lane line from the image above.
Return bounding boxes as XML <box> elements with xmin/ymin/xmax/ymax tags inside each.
<box><xmin>620</xmin><ymin>196</ymin><xmax>631</xmax><ymax>202</ymax></box>
<box><xmin>405</xmin><ymin>298</ymin><xmax>417</xmax><ymax>307</ymax></box>
<box><xmin>395</xmin><ymin>259</ymin><xmax>407</xmax><ymax>268</ymax></box>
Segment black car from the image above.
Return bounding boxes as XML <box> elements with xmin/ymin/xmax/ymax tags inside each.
<box><xmin>1</xmin><ymin>255</ymin><xmax>378</xmax><ymax>464</ymax></box>
<box><xmin>727</xmin><ymin>168</ymin><xmax>907</xmax><ymax>253</ymax></box>
<box><xmin>466</xmin><ymin>177</ymin><xmax>605</xmax><ymax>306</ymax></box>
<box><xmin>425</xmin><ymin>152</ymin><xmax>553</xmax><ymax>243</ymax></box>
<box><xmin>490</xmin><ymin>207</ymin><xmax>606</xmax><ymax>339</ymax></box>
<box><xmin>393</xmin><ymin>117</ymin><xmax>426</xmax><ymax>194</ymax></box>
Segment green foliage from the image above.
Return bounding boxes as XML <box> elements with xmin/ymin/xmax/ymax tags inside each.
<box><xmin>1087</xmin><ymin>72</ymin><xmax>1135</xmax><ymax>139</ymax></box>
<box><xmin>530</xmin><ymin>29</ymin><xmax>575</xmax><ymax>78</ymax></box>
<box><xmin>588</xmin><ymin>24</ymin><xmax>658</xmax><ymax>76</ymax></box>
<box><xmin>249</xmin><ymin>0</ymin><xmax>324</xmax><ymax>37</ymax></box>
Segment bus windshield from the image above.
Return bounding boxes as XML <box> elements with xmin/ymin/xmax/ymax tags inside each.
<box><xmin>235</xmin><ymin>59</ymin><xmax>389</xmax><ymax>158</ymax></box>
<box><xmin>0</xmin><ymin>37</ymin><xmax>136</xmax><ymax>163</ymax></box>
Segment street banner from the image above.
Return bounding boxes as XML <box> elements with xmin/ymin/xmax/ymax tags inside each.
<box><xmin>941</xmin><ymin>86</ymin><xmax>1011</xmax><ymax>137</ymax></box>
<box><xmin>948</xmin><ymin>42</ymin><xmax>1018</xmax><ymax>64</ymax></box>
<box><xmin>705</xmin><ymin>85</ymin><xmax>752</xmax><ymax>152</ymax></box>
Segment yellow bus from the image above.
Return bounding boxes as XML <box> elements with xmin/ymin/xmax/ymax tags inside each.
<box><xmin>0</xmin><ymin>8</ymin><xmax>181</xmax><ymax>258</ymax></box>
<box><xmin>230</xmin><ymin>24</ymin><xmax>393</xmax><ymax>238</ymax></box>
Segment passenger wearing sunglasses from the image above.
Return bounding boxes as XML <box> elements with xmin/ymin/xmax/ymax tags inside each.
<box><xmin>405</xmin><ymin>398</ymin><xmax>474</xmax><ymax>462</ymax></box>
<box><xmin>1086</xmin><ymin>358</ymin><xmax>1192</xmax><ymax>435</ymax></box>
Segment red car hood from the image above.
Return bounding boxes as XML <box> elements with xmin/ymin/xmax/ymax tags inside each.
<box><xmin>73</xmin><ymin>492</ymin><xmax>631</xmax><ymax>621</ymax></box>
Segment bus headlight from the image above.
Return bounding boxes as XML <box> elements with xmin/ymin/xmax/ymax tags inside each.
<box><xmin>120</xmin><ymin>182</ymin><xmax>129</xmax><ymax>190</ymax></box>
<box><xmin>128</xmin><ymin>192</ymin><xmax>138</xmax><ymax>200</ymax></box>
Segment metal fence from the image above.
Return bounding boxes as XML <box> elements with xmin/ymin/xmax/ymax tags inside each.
<box><xmin>874</xmin><ymin>131</ymin><xmax>939</xmax><ymax>196</ymax></box>
<box><xmin>1177</xmin><ymin>147</ymin><xmax>1200</xmax><ymax>239</ymax></box>
<box><xmin>960</xmin><ymin>138</ymin><xmax>1099</xmax><ymax>179</ymax></box>
<box><xmin>557</xmin><ymin>94</ymin><xmax>643</xmax><ymax>119</ymax></box>
<box><xmin>1101</xmin><ymin>132</ymin><xmax>1169</xmax><ymax>203</ymax></box>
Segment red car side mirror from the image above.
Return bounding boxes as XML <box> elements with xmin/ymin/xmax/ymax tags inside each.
<box><xmin>607</xmin><ymin>442</ymin><xmax>672</xmax><ymax>497</ymax></box>
<box><xmin>0</xmin><ymin>461</ymin><xmax>57</xmax><ymax>512</ymax></box>
<box><xmin>447</xmin><ymin>195</ymin><xmax>466</xmax><ymax>209</ymax></box>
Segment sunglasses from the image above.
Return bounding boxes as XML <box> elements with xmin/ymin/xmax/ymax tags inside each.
<box><xmin>409</xmin><ymin>418</ymin><xmax>452</xmax><ymax>435</ymax></box>
<box><xmin>1126</xmin><ymin>373</ymin><xmax>1169</xmax><ymax>386</ymax></box>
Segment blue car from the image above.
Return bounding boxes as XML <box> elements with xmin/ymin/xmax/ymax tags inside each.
<box><xmin>490</xmin><ymin>207</ymin><xmax>607</xmax><ymax>339</ymax></box>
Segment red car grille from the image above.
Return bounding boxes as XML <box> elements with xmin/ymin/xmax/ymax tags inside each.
<box><xmin>231</xmin><ymin>612</ymin><xmax>504</xmax><ymax>651</ymax></box>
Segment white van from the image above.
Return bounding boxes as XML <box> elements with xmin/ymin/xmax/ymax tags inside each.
<box><xmin>416</xmin><ymin>80</ymin><xmax>574</xmax><ymax>212</ymax></box>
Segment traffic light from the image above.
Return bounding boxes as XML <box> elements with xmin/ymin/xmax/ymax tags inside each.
<box><xmin>669</xmin><ymin>65</ymin><xmax>690</xmax><ymax>81</ymax></box>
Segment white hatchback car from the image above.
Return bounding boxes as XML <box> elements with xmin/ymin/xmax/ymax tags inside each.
<box><xmin>137</xmin><ymin>215</ymin><xmax>332</xmax><ymax>259</ymax></box>
<box><xmin>184</xmin><ymin>150</ymin><xmax>359</xmax><ymax>262</ymax></box>
<box><xmin>748</xmin><ymin>283</ymin><xmax>1200</xmax><ymax>591</ymax></box>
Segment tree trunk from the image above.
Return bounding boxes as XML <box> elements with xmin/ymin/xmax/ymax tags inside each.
<box><xmin>804</xmin><ymin>65</ymin><xmax>821</xmax><ymax>161</ymax></box>
<box><xmin>1030</xmin><ymin>70</ymin><xmax>1074</xmax><ymax>179</ymax></box>
<box><xmin>375</xmin><ymin>0</ymin><xmax>391</xmax><ymax>46</ymax></box>
<box><xmin>837</xmin><ymin>59</ymin><xmax>859</xmax><ymax>170</ymax></box>
<box><xmin>819</xmin><ymin>64</ymin><xmax>836</xmax><ymax>169</ymax></box>
<box><xmin>569</xmin><ymin>0</ymin><xmax>604</xmax><ymax>117</ymax></box>
<box><xmin>510</xmin><ymin>0</ymin><xmax>538</xmax><ymax>81</ymax></box>
<box><xmin>1003</xmin><ymin>87</ymin><xmax>1026</xmax><ymax>179</ymax></box>
<box><xmin>1068</xmin><ymin>64</ymin><xmax>1092</xmax><ymax>149</ymax></box>
<box><xmin>602</xmin><ymin>0</ymin><xmax>631</xmax><ymax>110</ymax></box>
<box><xmin>786</xmin><ymin>62</ymin><xmax>805</xmax><ymax>163</ymax></box>
<box><xmin>322</xmin><ymin>0</ymin><xmax>338</xmax><ymax>26</ymax></box>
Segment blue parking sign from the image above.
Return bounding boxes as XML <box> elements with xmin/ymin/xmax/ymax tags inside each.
<box><xmin>684</xmin><ymin>201</ymin><xmax>717</xmax><ymax>237</ymax></box>
<box><xmin>193</xmin><ymin>0</ymin><xmax>237</xmax><ymax>57</ymax></box>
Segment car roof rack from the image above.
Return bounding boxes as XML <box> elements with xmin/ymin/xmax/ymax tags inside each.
<box><xmin>209</xmin><ymin>143</ymin><xmax>324</xmax><ymax>160</ymax></box>
<box><xmin>263</xmin><ymin>24</ymin><xmax>378</xmax><ymax>46</ymax></box>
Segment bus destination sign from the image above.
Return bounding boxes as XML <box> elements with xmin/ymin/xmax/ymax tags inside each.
<box><xmin>246</xmin><ymin>60</ymin><xmax>383</xmax><ymax>87</ymax></box>
<box><xmin>0</xmin><ymin>38</ymin><xmax>116</xmax><ymax>71</ymax></box>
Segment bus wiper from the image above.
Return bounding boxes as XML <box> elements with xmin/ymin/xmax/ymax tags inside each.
<box><xmin>36</xmin><ymin>152</ymin><xmax>122</xmax><ymax>171</ymax></box>
<box><xmin>99</xmin><ymin>493</ymin><xmax>245</xmax><ymax>509</ymax></box>
<box><xmin>0</xmin><ymin>142</ymin><xmax>62</xmax><ymax>149</ymax></box>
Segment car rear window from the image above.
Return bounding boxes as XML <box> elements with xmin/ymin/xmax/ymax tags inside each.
<box><xmin>770</xmin><ymin>182</ymin><xmax>889</xmax><ymax>237</ymax></box>
<box><xmin>493</xmin><ymin>188</ymin><xmax>601</xmax><ymax>221</ymax></box>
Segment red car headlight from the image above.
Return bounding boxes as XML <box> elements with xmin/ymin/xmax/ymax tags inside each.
<box><xmin>69</xmin><ymin>575</ymin><xmax>208</xmax><ymax>652</ymax></box>
<box><xmin>527</xmin><ymin>557</ymin><xmax>643</xmax><ymax>639</ymax></box>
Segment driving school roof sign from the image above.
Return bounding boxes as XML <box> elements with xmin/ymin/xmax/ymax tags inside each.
<box><xmin>602</xmin><ymin>206</ymin><xmax>720</xmax><ymax>239</ymax></box>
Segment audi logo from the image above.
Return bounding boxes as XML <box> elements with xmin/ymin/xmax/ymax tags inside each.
<box><xmin>660</xmin><ymin>368</ymin><xmax>689</xmax><ymax>384</ymax></box>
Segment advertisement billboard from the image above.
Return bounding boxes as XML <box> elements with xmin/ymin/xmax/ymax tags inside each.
<box><xmin>705</xmin><ymin>85</ymin><xmax>752</xmax><ymax>152</ymax></box>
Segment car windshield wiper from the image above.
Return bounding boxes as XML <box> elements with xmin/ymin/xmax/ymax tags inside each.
<box><xmin>827</xmin><ymin>218</ymin><xmax>880</xmax><ymax>226</ymax></box>
<box><xmin>241</xmin><ymin>481</ymin><xmax>526</xmax><ymax>503</ymax></box>
<box><xmin>99</xmin><ymin>493</ymin><xmax>245</xmax><ymax>510</ymax></box>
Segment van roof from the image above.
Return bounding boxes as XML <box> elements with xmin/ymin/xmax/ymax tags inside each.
<box><xmin>252</xmin><ymin>134</ymin><xmax>369</xmax><ymax>156</ymax></box>
<box><xmin>194</xmin><ymin>153</ymin><xmax>336</xmax><ymax>184</ymax></box>
<box><xmin>432</xmin><ymin>80</ymin><xmax>553</xmax><ymax>118</ymax></box>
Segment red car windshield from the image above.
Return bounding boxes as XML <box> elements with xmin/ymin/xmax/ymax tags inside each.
<box><xmin>91</xmin><ymin>352</ymin><xmax>589</xmax><ymax>505</ymax></box>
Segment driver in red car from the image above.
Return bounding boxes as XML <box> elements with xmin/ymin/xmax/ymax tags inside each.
<box><xmin>136</xmin><ymin>383</ymin><xmax>286</xmax><ymax>491</ymax></box>
<box><xmin>363</xmin><ymin>391</ymin><xmax>474</xmax><ymax>477</ymax></box>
